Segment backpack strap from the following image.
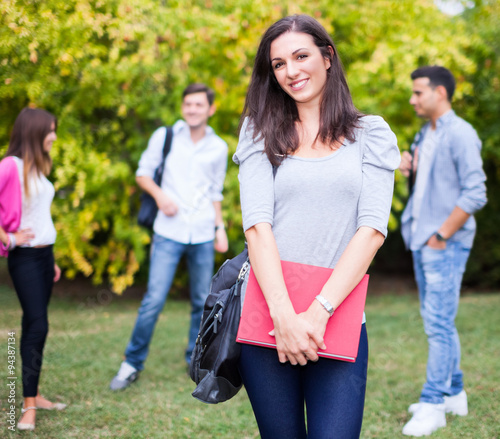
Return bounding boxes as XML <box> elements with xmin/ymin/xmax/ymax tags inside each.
<box><xmin>162</xmin><ymin>126</ymin><xmax>174</xmax><ymax>162</ymax></box>
<box><xmin>155</xmin><ymin>126</ymin><xmax>174</xmax><ymax>182</ymax></box>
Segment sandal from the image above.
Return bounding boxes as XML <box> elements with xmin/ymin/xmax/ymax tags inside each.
<box><xmin>17</xmin><ymin>406</ymin><xmax>37</xmax><ymax>431</ymax></box>
<box><xmin>36</xmin><ymin>394</ymin><xmax>67</xmax><ymax>411</ymax></box>
<box><xmin>37</xmin><ymin>401</ymin><xmax>67</xmax><ymax>411</ymax></box>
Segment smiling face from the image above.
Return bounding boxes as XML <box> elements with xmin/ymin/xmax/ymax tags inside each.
<box><xmin>270</xmin><ymin>31</ymin><xmax>331</xmax><ymax>107</ymax></box>
<box><xmin>43</xmin><ymin>122</ymin><xmax>57</xmax><ymax>153</ymax></box>
<box><xmin>181</xmin><ymin>91</ymin><xmax>215</xmax><ymax>130</ymax></box>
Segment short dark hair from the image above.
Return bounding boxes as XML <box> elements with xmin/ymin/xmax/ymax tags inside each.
<box><xmin>240</xmin><ymin>14</ymin><xmax>361</xmax><ymax>167</ymax></box>
<box><xmin>182</xmin><ymin>83</ymin><xmax>215</xmax><ymax>106</ymax></box>
<box><xmin>411</xmin><ymin>66</ymin><xmax>456</xmax><ymax>101</ymax></box>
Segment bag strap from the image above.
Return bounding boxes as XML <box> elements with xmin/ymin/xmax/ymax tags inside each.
<box><xmin>237</xmin><ymin>258</ymin><xmax>250</xmax><ymax>284</ymax></box>
<box><xmin>155</xmin><ymin>126</ymin><xmax>174</xmax><ymax>180</ymax></box>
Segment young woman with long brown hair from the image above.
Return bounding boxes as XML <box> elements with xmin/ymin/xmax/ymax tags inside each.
<box><xmin>233</xmin><ymin>15</ymin><xmax>400</xmax><ymax>438</ymax></box>
<box><xmin>0</xmin><ymin>107</ymin><xmax>66</xmax><ymax>431</ymax></box>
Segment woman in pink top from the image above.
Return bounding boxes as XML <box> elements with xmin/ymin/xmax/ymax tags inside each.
<box><xmin>0</xmin><ymin>108</ymin><xmax>66</xmax><ymax>431</ymax></box>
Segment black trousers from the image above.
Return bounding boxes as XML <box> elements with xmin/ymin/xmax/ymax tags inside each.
<box><xmin>8</xmin><ymin>246</ymin><xmax>54</xmax><ymax>397</ymax></box>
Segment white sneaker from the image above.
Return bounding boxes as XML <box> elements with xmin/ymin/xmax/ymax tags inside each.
<box><xmin>408</xmin><ymin>390</ymin><xmax>468</xmax><ymax>416</ymax></box>
<box><xmin>444</xmin><ymin>390</ymin><xmax>468</xmax><ymax>416</ymax></box>
<box><xmin>109</xmin><ymin>361</ymin><xmax>139</xmax><ymax>391</ymax></box>
<box><xmin>402</xmin><ymin>402</ymin><xmax>446</xmax><ymax>437</ymax></box>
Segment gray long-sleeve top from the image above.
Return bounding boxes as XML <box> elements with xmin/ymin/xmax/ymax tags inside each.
<box><xmin>233</xmin><ymin>115</ymin><xmax>401</xmax><ymax>270</ymax></box>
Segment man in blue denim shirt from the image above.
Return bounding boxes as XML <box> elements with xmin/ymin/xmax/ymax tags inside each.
<box><xmin>400</xmin><ymin>66</ymin><xmax>487</xmax><ymax>437</ymax></box>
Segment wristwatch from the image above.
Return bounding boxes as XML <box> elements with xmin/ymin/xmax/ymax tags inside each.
<box><xmin>435</xmin><ymin>232</ymin><xmax>448</xmax><ymax>242</ymax></box>
<box><xmin>315</xmin><ymin>295</ymin><xmax>335</xmax><ymax>317</ymax></box>
<box><xmin>215</xmin><ymin>224</ymin><xmax>225</xmax><ymax>232</ymax></box>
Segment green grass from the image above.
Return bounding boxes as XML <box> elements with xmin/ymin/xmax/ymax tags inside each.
<box><xmin>0</xmin><ymin>282</ymin><xmax>499</xmax><ymax>438</ymax></box>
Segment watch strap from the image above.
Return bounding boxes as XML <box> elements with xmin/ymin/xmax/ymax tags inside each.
<box><xmin>435</xmin><ymin>232</ymin><xmax>448</xmax><ymax>242</ymax></box>
<box><xmin>315</xmin><ymin>294</ymin><xmax>334</xmax><ymax>317</ymax></box>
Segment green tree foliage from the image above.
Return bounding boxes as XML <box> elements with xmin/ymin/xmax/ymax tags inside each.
<box><xmin>0</xmin><ymin>0</ymin><xmax>498</xmax><ymax>292</ymax></box>
<box><xmin>459</xmin><ymin>0</ymin><xmax>500</xmax><ymax>286</ymax></box>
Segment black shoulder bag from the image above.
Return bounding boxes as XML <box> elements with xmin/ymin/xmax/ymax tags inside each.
<box><xmin>189</xmin><ymin>247</ymin><xmax>250</xmax><ymax>404</ymax></box>
<box><xmin>137</xmin><ymin>126</ymin><xmax>174</xmax><ymax>229</ymax></box>
<box><xmin>189</xmin><ymin>165</ymin><xmax>278</xmax><ymax>404</ymax></box>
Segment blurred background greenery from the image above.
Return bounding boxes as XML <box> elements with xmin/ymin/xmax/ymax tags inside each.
<box><xmin>1</xmin><ymin>0</ymin><xmax>498</xmax><ymax>294</ymax></box>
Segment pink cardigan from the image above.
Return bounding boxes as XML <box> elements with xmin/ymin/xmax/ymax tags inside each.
<box><xmin>0</xmin><ymin>157</ymin><xmax>22</xmax><ymax>257</ymax></box>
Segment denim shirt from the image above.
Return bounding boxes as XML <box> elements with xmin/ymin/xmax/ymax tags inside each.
<box><xmin>401</xmin><ymin>110</ymin><xmax>487</xmax><ymax>251</ymax></box>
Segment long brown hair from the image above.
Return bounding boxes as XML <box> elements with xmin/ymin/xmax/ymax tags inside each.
<box><xmin>240</xmin><ymin>14</ymin><xmax>362</xmax><ymax>166</ymax></box>
<box><xmin>6</xmin><ymin>107</ymin><xmax>57</xmax><ymax>197</ymax></box>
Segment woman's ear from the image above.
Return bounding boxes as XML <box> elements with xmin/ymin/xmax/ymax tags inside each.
<box><xmin>325</xmin><ymin>45</ymin><xmax>334</xmax><ymax>70</ymax></box>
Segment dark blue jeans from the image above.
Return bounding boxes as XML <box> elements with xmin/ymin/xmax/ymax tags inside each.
<box><xmin>8</xmin><ymin>246</ymin><xmax>54</xmax><ymax>397</ymax></box>
<box><xmin>239</xmin><ymin>324</ymin><xmax>368</xmax><ymax>439</ymax></box>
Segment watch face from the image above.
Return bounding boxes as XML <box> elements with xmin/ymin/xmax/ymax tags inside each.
<box><xmin>436</xmin><ymin>233</ymin><xmax>446</xmax><ymax>242</ymax></box>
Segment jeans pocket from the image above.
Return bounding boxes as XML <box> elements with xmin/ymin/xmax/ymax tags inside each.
<box><xmin>421</xmin><ymin>246</ymin><xmax>449</xmax><ymax>290</ymax></box>
<box><xmin>422</xmin><ymin>244</ymin><xmax>446</xmax><ymax>259</ymax></box>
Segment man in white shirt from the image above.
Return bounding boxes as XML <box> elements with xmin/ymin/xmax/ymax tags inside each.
<box><xmin>110</xmin><ymin>84</ymin><xmax>229</xmax><ymax>390</ymax></box>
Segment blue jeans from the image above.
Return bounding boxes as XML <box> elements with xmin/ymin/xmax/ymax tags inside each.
<box><xmin>125</xmin><ymin>235</ymin><xmax>214</xmax><ymax>369</ymax></box>
<box><xmin>238</xmin><ymin>324</ymin><xmax>368</xmax><ymax>439</ymax></box>
<box><xmin>412</xmin><ymin>241</ymin><xmax>470</xmax><ymax>404</ymax></box>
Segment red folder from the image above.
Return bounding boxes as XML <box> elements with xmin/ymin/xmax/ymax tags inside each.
<box><xmin>236</xmin><ymin>261</ymin><xmax>369</xmax><ymax>362</ymax></box>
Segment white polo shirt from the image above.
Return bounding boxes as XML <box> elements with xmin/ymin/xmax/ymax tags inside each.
<box><xmin>136</xmin><ymin>120</ymin><xmax>228</xmax><ymax>244</ymax></box>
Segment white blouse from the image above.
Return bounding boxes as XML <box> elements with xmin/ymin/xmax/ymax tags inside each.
<box><xmin>12</xmin><ymin>157</ymin><xmax>56</xmax><ymax>247</ymax></box>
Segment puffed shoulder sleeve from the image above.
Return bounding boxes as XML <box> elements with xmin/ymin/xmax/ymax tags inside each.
<box><xmin>357</xmin><ymin>115</ymin><xmax>401</xmax><ymax>237</ymax></box>
<box><xmin>233</xmin><ymin>118</ymin><xmax>274</xmax><ymax>232</ymax></box>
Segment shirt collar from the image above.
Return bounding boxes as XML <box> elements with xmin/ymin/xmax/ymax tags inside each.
<box><xmin>436</xmin><ymin>109</ymin><xmax>455</xmax><ymax>128</ymax></box>
<box><xmin>174</xmin><ymin>120</ymin><xmax>214</xmax><ymax>139</ymax></box>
